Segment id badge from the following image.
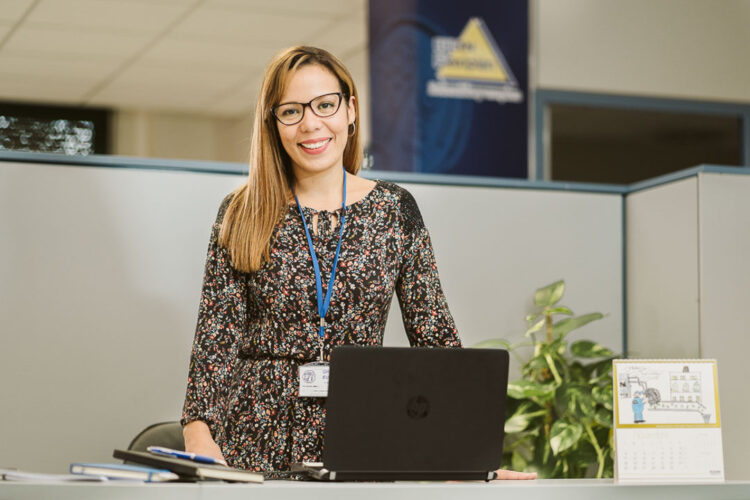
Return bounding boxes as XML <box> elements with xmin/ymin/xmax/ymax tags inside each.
<box><xmin>298</xmin><ymin>361</ymin><xmax>329</xmax><ymax>398</ymax></box>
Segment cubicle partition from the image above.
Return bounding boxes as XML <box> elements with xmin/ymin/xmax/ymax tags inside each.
<box><xmin>626</xmin><ymin>169</ymin><xmax>750</xmax><ymax>481</ymax></box>
<box><xmin>0</xmin><ymin>157</ymin><xmax>624</xmax><ymax>474</ymax></box>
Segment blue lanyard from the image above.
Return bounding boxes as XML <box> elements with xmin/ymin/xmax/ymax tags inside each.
<box><xmin>294</xmin><ymin>165</ymin><xmax>347</xmax><ymax>355</ymax></box>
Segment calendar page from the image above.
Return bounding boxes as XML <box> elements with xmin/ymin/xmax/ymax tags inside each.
<box><xmin>612</xmin><ymin>360</ymin><xmax>724</xmax><ymax>483</ymax></box>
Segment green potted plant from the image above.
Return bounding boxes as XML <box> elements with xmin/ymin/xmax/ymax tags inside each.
<box><xmin>476</xmin><ymin>280</ymin><xmax>617</xmax><ymax>478</ymax></box>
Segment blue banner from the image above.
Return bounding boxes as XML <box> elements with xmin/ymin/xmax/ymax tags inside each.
<box><xmin>369</xmin><ymin>0</ymin><xmax>528</xmax><ymax>178</ymax></box>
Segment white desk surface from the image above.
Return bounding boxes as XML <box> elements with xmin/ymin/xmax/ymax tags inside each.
<box><xmin>2</xmin><ymin>479</ymin><xmax>750</xmax><ymax>500</ymax></box>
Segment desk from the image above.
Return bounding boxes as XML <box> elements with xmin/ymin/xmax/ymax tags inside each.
<box><xmin>2</xmin><ymin>479</ymin><xmax>750</xmax><ymax>500</ymax></box>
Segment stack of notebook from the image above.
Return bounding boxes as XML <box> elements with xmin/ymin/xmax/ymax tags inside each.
<box><xmin>70</xmin><ymin>463</ymin><xmax>178</xmax><ymax>482</ymax></box>
<box><xmin>112</xmin><ymin>449</ymin><xmax>263</xmax><ymax>483</ymax></box>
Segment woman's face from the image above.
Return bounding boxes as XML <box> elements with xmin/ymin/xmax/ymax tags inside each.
<box><xmin>275</xmin><ymin>64</ymin><xmax>355</xmax><ymax>180</ymax></box>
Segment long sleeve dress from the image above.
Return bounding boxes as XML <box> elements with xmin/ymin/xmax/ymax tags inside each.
<box><xmin>181</xmin><ymin>180</ymin><xmax>461</xmax><ymax>474</ymax></box>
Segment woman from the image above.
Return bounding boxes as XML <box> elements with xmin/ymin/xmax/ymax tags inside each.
<box><xmin>181</xmin><ymin>46</ymin><xmax>534</xmax><ymax>480</ymax></box>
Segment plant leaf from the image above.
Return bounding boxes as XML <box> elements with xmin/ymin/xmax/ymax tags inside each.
<box><xmin>568</xmin><ymin>362</ymin><xmax>588</xmax><ymax>383</ymax></box>
<box><xmin>571</xmin><ymin>340</ymin><xmax>614</xmax><ymax>358</ymax></box>
<box><xmin>524</xmin><ymin>318</ymin><xmax>546</xmax><ymax>338</ymax></box>
<box><xmin>570</xmin><ymin>440</ymin><xmax>598</xmax><ymax>467</ymax></box>
<box><xmin>472</xmin><ymin>339</ymin><xmax>512</xmax><ymax>349</ymax></box>
<box><xmin>555</xmin><ymin>382</ymin><xmax>596</xmax><ymax>419</ymax></box>
<box><xmin>547</xmin><ymin>306</ymin><xmax>574</xmax><ymax>316</ymax></box>
<box><xmin>511</xmin><ymin>450</ymin><xmax>528</xmax><ymax>472</ymax></box>
<box><xmin>534</xmin><ymin>280</ymin><xmax>565</xmax><ymax>307</ymax></box>
<box><xmin>505</xmin><ymin>413</ymin><xmax>531</xmax><ymax>433</ymax></box>
<box><xmin>594</xmin><ymin>407</ymin><xmax>613</xmax><ymax>428</ymax></box>
<box><xmin>507</xmin><ymin>379</ymin><xmax>556</xmax><ymax>399</ymax></box>
<box><xmin>552</xmin><ymin>313</ymin><xmax>604</xmax><ymax>338</ymax></box>
<box><xmin>549</xmin><ymin>420</ymin><xmax>583</xmax><ymax>455</ymax></box>
<box><xmin>592</xmin><ymin>385</ymin><xmax>614</xmax><ymax>410</ymax></box>
<box><xmin>591</xmin><ymin>356</ymin><xmax>616</xmax><ymax>375</ymax></box>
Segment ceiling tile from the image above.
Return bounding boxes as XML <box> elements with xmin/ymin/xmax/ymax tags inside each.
<box><xmin>205</xmin><ymin>0</ymin><xmax>362</xmax><ymax>16</ymax></box>
<box><xmin>99</xmin><ymin>0</ymin><xmax>199</xmax><ymax>5</ymax></box>
<box><xmin>141</xmin><ymin>36</ymin><xmax>279</xmax><ymax>70</ymax></box>
<box><xmin>87</xmin><ymin>84</ymin><xmax>217</xmax><ymax>113</ymax></box>
<box><xmin>0</xmin><ymin>0</ymin><xmax>370</xmax><ymax>115</ymax></box>
<box><xmin>0</xmin><ymin>0</ymin><xmax>35</xmax><ymax>22</ymax></box>
<box><xmin>172</xmin><ymin>4</ymin><xmax>332</xmax><ymax>44</ymax></box>
<box><xmin>0</xmin><ymin>52</ymin><xmax>123</xmax><ymax>80</ymax></box>
<box><xmin>27</xmin><ymin>0</ymin><xmax>192</xmax><ymax>33</ymax></box>
<box><xmin>3</xmin><ymin>24</ymin><xmax>151</xmax><ymax>57</ymax></box>
<box><xmin>305</xmin><ymin>5</ymin><xmax>367</xmax><ymax>57</ymax></box>
<box><xmin>0</xmin><ymin>21</ymin><xmax>13</xmax><ymax>40</ymax></box>
<box><xmin>207</xmin><ymin>75</ymin><xmax>262</xmax><ymax>116</ymax></box>
<box><xmin>108</xmin><ymin>61</ymin><xmax>248</xmax><ymax>95</ymax></box>
<box><xmin>0</xmin><ymin>73</ymin><xmax>94</xmax><ymax>103</ymax></box>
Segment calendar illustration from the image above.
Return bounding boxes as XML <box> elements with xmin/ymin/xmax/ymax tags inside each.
<box><xmin>612</xmin><ymin>360</ymin><xmax>724</xmax><ymax>483</ymax></box>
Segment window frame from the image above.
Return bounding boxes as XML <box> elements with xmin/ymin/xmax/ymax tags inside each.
<box><xmin>533</xmin><ymin>89</ymin><xmax>750</xmax><ymax>181</ymax></box>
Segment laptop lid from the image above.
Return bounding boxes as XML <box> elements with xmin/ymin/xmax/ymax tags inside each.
<box><xmin>323</xmin><ymin>346</ymin><xmax>509</xmax><ymax>476</ymax></box>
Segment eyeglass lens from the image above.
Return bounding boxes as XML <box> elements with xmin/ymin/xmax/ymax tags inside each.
<box><xmin>274</xmin><ymin>93</ymin><xmax>342</xmax><ymax>125</ymax></box>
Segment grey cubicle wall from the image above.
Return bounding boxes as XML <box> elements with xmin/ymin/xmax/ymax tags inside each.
<box><xmin>626</xmin><ymin>170</ymin><xmax>750</xmax><ymax>481</ymax></box>
<box><xmin>0</xmin><ymin>159</ymin><xmax>623</xmax><ymax>473</ymax></box>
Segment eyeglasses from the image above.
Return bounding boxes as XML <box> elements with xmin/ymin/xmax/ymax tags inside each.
<box><xmin>271</xmin><ymin>92</ymin><xmax>344</xmax><ymax>126</ymax></box>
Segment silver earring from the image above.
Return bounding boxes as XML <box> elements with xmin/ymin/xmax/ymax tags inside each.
<box><xmin>348</xmin><ymin>122</ymin><xmax>356</xmax><ymax>137</ymax></box>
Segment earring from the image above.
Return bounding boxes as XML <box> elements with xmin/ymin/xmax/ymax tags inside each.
<box><xmin>348</xmin><ymin>122</ymin><xmax>356</xmax><ymax>137</ymax></box>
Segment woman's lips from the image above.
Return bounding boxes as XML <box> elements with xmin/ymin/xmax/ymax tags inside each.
<box><xmin>298</xmin><ymin>138</ymin><xmax>331</xmax><ymax>155</ymax></box>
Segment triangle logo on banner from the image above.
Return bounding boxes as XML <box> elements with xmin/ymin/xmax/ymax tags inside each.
<box><xmin>437</xmin><ymin>17</ymin><xmax>516</xmax><ymax>84</ymax></box>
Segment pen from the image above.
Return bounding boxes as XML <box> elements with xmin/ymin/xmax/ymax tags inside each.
<box><xmin>146</xmin><ymin>446</ymin><xmax>228</xmax><ymax>466</ymax></box>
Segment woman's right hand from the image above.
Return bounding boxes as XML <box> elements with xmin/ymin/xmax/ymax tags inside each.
<box><xmin>182</xmin><ymin>420</ymin><xmax>227</xmax><ymax>465</ymax></box>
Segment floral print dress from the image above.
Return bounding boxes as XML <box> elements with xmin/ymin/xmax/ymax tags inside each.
<box><xmin>181</xmin><ymin>180</ymin><xmax>461</xmax><ymax>475</ymax></box>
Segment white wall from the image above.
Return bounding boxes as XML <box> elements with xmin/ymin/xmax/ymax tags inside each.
<box><xmin>536</xmin><ymin>0</ymin><xmax>750</xmax><ymax>103</ymax></box>
<box><xmin>112</xmin><ymin>110</ymin><xmax>252</xmax><ymax>164</ymax></box>
<box><xmin>0</xmin><ymin>160</ymin><xmax>623</xmax><ymax>473</ymax></box>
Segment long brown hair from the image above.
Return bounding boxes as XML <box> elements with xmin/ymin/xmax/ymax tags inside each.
<box><xmin>219</xmin><ymin>46</ymin><xmax>363</xmax><ymax>272</ymax></box>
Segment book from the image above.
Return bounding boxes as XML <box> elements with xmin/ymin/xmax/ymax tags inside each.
<box><xmin>1</xmin><ymin>468</ymin><xmax>107</xmax><ymax>482</ymax></box>
<box><xmin>112</xmin><ymin>449</ymin><xmax>263</xmax><ymax>483</ymax></box>
<box><xmin>612</xmin><ymin>359</ymin><xmax>724</xmax><ymax>483</ymax></box>
<box><xmin>70</xmin><ymin>462</ymin><xmax>179</xmax><ymax>482</ymax></box>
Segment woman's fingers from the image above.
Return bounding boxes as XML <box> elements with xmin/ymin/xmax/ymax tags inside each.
<box><xmin>495</xmin><ymin>468</ymin><xmax>538</xmax><ymax>480</ymax></box>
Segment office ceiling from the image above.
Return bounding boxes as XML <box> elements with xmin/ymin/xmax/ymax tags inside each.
<box><xmin>0</xmin><ymin>0</ymin><xmax>368</xmax><ymax>116</ymax></box>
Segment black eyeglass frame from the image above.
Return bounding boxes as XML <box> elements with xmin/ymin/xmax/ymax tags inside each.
<box><xmin>271</xmin><ymin>92</ymin><xmax>345</xmax><ymax>126</ymax></box>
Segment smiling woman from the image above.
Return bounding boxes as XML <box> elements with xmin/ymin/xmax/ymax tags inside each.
<box><xmin>178</xmin><ymin>46</ymin><xmax>534</xmax><ymax>480</ymax></box>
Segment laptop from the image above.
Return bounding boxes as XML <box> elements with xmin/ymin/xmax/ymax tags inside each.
<box><xmin>298</xmin><ymin>345</ymin><xmax>509</xmax><ymax>481</ymax></box>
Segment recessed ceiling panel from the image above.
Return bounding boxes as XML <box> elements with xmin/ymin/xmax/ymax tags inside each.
<box><xmin>306</xmin><ymin>5</ymin><xmax>366</xmax><ymax>57</ymax></box>
<box><xmin>110</xmin><ymin>61</ymin><xmax>247</xmax><ymax>95</ymax></box>
<box><xmin>0</xmin><ymin>73</ymin><xmax>94</xmax><ymax>103</ymax></box>
<box><xmin>172</xmin><ymin>5</ymin><xmax>331</xmax><ymax>45</ymax></box>
<box><xmin>0</xmin><ymin>0</ymin><xmax>35</xmax><ymax>22</ymax></box>
<box><xmin>0</xmin><ymin>52</ymin><xmax>122</xmax><ymax>80</ymax></box>
<box><xmin>141</xmin><ymin>36</ymin><xmax>280</xmax><ymax>69</ymax></box>
<box><xmin>4</xmin><ymin>24</ymin><xmax>150</xmax><ymax>57</ymax></box>
<box><xmin>206</xmin><ymin>0</ymin><xmax>358</xmax><ymax>16</ymax></box>
<box><xmin>206</xmin><ymin>75</ymin><xmax>262</xmax><ymax>116</ymax></box>
<box><xmin>27</xmin><ymin>0</ymin><xmax>190</xmax><ymax>33</ymax></box>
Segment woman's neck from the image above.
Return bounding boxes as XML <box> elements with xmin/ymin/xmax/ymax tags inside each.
<box><xmin>293</xmin><ymin>165</ymin><xmax>346</xmax><ymax>211</ymax></box>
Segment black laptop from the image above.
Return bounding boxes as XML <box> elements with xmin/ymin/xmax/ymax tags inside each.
<box><xmin>299</xmin><ymin>346</ymin><xmax>509</xmax><ymax>481</ymax></box>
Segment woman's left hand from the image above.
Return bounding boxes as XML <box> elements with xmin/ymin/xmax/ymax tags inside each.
<box><xmin>495</xmin><ymin>468</ymin><xmax>537</xmax><ymax>480</ymax></box>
